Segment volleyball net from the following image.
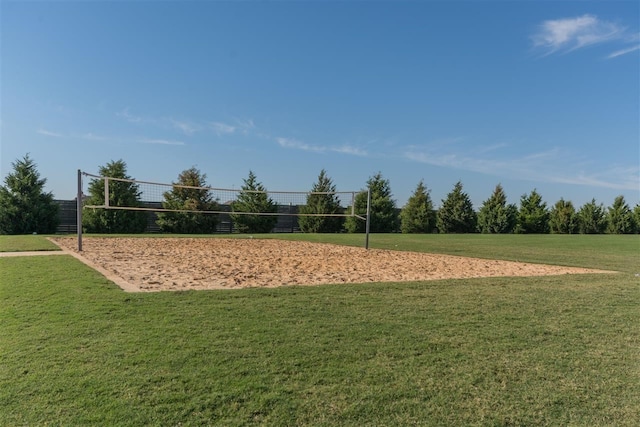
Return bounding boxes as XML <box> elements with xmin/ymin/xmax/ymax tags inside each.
<box><xmin>76</xmin><ymin>170</ymin><xmax>371</xmax><ymax>249</ymax></box>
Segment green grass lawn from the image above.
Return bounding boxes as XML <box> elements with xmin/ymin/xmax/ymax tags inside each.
<box><xmin>0</xmin><ymin>234</ymin><xmax>61</xmax><ymax>252</ymax></box>
<box><xmin>1</xmin><ymin>234</ymin><xmax>639</xmax><ymax>425</ymax></box>
<box><xmin>258</xmin><ymin>233</ymin><xmax>640</xmax><ymax>273</ymax></box>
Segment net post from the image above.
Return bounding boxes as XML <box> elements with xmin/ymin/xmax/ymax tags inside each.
<box><xmin>104</xmin><ymin>177</ymin><xmax>109</xmax><ymax>207</ymax></box>
<box><xmin>77</xmin><ymin>169</ymin><xmax>83</xmax><ymax>251</ymax></box>
<box><xmin>351</xmin><ymin>193</ymin><xmax>355</xmax><ymax>216</ymax></box>
<box><xmin>365</xmin><ymin>187</ymin><xmax>371</xmax><ymax>249</ymax></box>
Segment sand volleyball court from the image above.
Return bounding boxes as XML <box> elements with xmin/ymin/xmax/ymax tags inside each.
<box><xmin>50</xmin><ymin>237</ymin><xmax>609</xmax><ymax>292</ymax></box>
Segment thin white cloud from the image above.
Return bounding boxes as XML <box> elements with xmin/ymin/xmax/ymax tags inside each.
<box><xmin>38</xmin><ymin>129</ymin><xmax>107</xmax><ymax>141</ymax></box>
<box><xmin>550</xmin><ymin>165</ymin><xmax>640</xmax><ymax>190</ymax></box>
<box><xmin>139</xmin><ymin>138</ymin><xmax>185</xmax><ymax>146</ymax></box>
<box><xmin>331</xmin><ymin>145</ymin><xmax>368</xmax><ymax>156</ymax></box>
<box><xmin>80</xmin><ymin>132</ymin><xmax>108</xmax><ymax>141</ymax></box>
<box><xmin>531</xmin><ymin>14</ymin><xmax>625</xmax><ymax>56</ymax></box>
<box><xmin>276</xmin><ymin>137</ymin><xmax>325</xmax><ymax>153</ymax></box>
<box><xmin>170</xmin><ymin>119</ymin><xmax>201</xmax><ymax>135</ymax></box>
<box><xmin>211</xmin><ymin>121</ymin><xmax>236</xmax><ymax>136</ymax></box>
<box><xmin>116</xmin><ymin>108</ymin><xmax>142</xmax><ymax>123</ymax></box>
<box><xmin>607</xmin><ymin>44</ymin><xmax>640</xmax><ymax>59</ymax></box>
<box><xmin>37</xmin><ymin>129</ymin><xmax>63</xmax><ymax>137</ymax></box>
<box><xmin>38</xmin><ymin>127</ymin><xmax>186</xmax><ymax>147</ymax></box>
<box><xmin>116</xmin><ymin>109</ymin><xmax>258</xmax><ymax>140</ymax></box>
<box><xmin>236</xmin><ymin>118</ymin><xmax>255</xmax><ymax>134</ymax></box>
<box><xmin>211</xmin><ymin>118</ymin><xmax>255</xmax><ymax>136</ymax></box>
<box><xmin>275</xmin><ymin>137</ymin><xmax>369</xmax><ymax>157</ymax></box>
<box><xmin>403</xmin><ymin>142</ymin><xmax>638</xmax><ymax>191</ymax></box>
<box><xmin>475</xmin><ymin>142</ymin><xmax>509</xmax><ymax>155</ymax></box>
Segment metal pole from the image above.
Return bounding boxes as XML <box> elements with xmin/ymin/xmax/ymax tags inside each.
<box><xmin>351</xmin><ymin>193</ymin><xmax>355</xmax><ymax>216</ymax></box>
<box><xmin>104</xmin><ymin>177</ymin><xmax>109</xmax><ymax>207</ymax></box>
<box><xmin>77</xmin><ymin>169</ymin><xmax>83</xmax><ymax>251</ymax></box>
<box><xmin>289</xmin><ymin>202</ymin><xmax>294</xmax><ymax>233</ymax></box>
<box><xmin>365</xmin><ymin>187</ymin><xmax>371</xmax><ymax>249</ymax></box>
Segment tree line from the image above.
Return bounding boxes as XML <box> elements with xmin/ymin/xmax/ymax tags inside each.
<box><xmin>1</xmin><ymin>155</ymin><xmax>639</xmax><ymax>235</ymax></box>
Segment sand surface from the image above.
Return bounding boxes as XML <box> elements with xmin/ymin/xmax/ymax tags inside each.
<box><xmin>50</xmin><ymin>237</ymin><xmax>608</xmax><ymax>292</ymax></box>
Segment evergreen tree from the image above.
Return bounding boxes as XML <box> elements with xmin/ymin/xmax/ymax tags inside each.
<box><xmin>516</xmin><ymin>189</ymin><xmax>550</xmax><ymax>234</ymax></box>
<box><xmin>344</xmin><ymin>172</ymin><xmax>397</xmax><ymax>233</ymax></box>
<box><xmin>298</xmin><ymin>169</ymin><xmax>344</xmax><ymax>233</ymax></box>
<box><xmin>476</xmin><ymin>184</ymin><xmax>517</xmax><ymax>234</ymax></box>
<box><xmin>634</xmin><ymin>204</ymin><xmax>640</xmax><ymax>234</ymax></box>
<box><xmin>231</xmin><ymin>171</ymin><xmax>277</xmax><ymax>233</ymax></box>
<box><xmin>82</xmin><ymin>160</ymin><xmax>147</xmax><ymax>233</ymax></box>
<box><xmin>549</xmin><ymin>198</ymin><xmax>577</xmax><ymax>234</ymax></box>
<box><xmin>156</xmin><ymin>167</ymin><xmax>219</xmax><ymax>233</ymax></box>
<box><xmin>436</xmin><ymin>181</ymin><xmax>477</xmax><ymax>233</ymax></box>
<box><xmin>400</xmin><ymin>180</ymin><xmax>435</xmax><ymax>233</ymax></box>
<box><xmin>576</xmin><ymin>199</ymin><xmax>607</xmax><ymax>234</ymax></box>
<box><xmin>0</xmin><ymin>154</ymin><xmax>59</xmax><ymax>234</ymax></box>
<box><xmin>607</xmin><ymin>195</ymin><xmax>635</xmax><ymax>234</ymax></box>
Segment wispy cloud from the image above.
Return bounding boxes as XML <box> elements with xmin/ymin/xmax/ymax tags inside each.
<box><xmin>275</xmin><ymin>137</ymin><xmax>368</xmax><ymax>156</ymax></box>
<box><xmin>36</xmin><ymin>128</ymin><xmax>186</xmax><ymax>147</ymax></box>
<box><xmin>113</xmin><ymin>107</ymin><xmax>372</xmax><ymax>159</ymax></box>
<box><xmin>403</xmin><ymin>141</ymin><xmax>638</xmax><ymax>191</ymax></box>
<box><xmin>210</xmin><ymin>119</ymin><xmax>256</xmax><ymax>136</ymax></box>
<box><xmin>607</xmin><ymin>44</ymin><xmax>640</xmax><ymax>59</ymax></box>
<box><xmin>547</xmin><ymin>165</ymin><xmax>640</xmax><ymax>191</ymax></box>
<box><xmin>38</xmin><ymin>129</ymin><xmax>107</xmax><ymax>141</ymax></box>
<box><xmin>170</xmin><ymin>119</ymin><xmax>201</xmax><ymax>135</ymax></box>
<box><xmin>531</xmin><ymin>14</ymin><xmax>631</xmax><ymax>57</ymax></box>
<box><xmin>235</xmin><ymin>118</ymin><xmax>255</xmax><ymax>135</ymax></box>
<box><xmin>139</xmin><ymin>138</ymin><xmax>185</xmax><ymax>146</ymax></box>
<box><xmin>80</xmin><ymin>132</ymin><xmax>109</xmax><ymax>141</ymax></box>
<box><xmin>211</xmin><ymin>121</ymin><xmax>237</xmax><ymax>136</ymax></box>
<box><xmin>331</xmin><ymin>145</ymin><xmax>368</xmax><ymax>156</ymax></box>
<box><xmin>37</xmin><ymin>129</ymin><xmax>64</xmax><ymax>137</ymax></box>
<box><xmin>116</xmin><ymin>107</ymin><xmax>142</xmax><ymax>123</ymax></box>
<box><xmin>276</xmin><ymin>137</ymin><xmax>325</xmax><ymax>153</ymax></box>
<box><xmin>116</xmin><ymin>108</ymin><xmax>259</xmax><ymax>139</ymax></box>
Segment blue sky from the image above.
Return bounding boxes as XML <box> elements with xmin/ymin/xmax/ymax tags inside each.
<box><xmin>1</xmin><ymin>0</ymin><xmax>638</xmax><ymax>209</ymax></box>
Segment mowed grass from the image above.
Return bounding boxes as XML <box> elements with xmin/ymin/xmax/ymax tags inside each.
<box><xmin>1</xmin><ymin>234</ymin><xmax>639</xmax><ymax>425</ymax></box>
<box><xmin>0</xmin><ymin>234</ymin><xmax>61</xmax><ymax>252</ymax></box>
<box><xmin>259</xmin><ymin>233</ymin><xmax>640</xmax><ymax>274</ymax></box>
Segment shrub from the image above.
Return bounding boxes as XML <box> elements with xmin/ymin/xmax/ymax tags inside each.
<box><xmin>516</xmin><ymin>190</ymin><xmax>550</xmax><ymax>234</ymax></box>
<box><xmin>549</xmin><ymin>198</ymin><xmax>578</xmax><ymax>234</ymax></box>
<box><xmin>298</xmin><ymin>169</ymin><xmax>344</xmax><ymax>233</ymax></box>
<box><xmin>344</xmin><ymin>172</ymin><xmax>397</xmax><ymax>233</ymax></box>
<box><xmin>400</xmin><ymin>180</ymin><xmax>435</xmax><ymax>233</ymax></box>
<box><xmin>577</xmin><ymin>199</ymin><xmax>607</xmax><ymax>234</ymax></box>
<box><xmin>0</xmin><ymin>154</ymin><xmax>59</xmax><ymax>234</ymax></box>
<box><xmin>436</xmin><ymin>181</ymin><xmax>476</xmax><ymax>233</ymax></box>
<box><xmin>476</xmin><ymin>184</ymin><xmax>517</xmax><ymax>234</ymax></box>
<box><xmin>231</xmin><ymin>171</ymin><xmax>277</xmax><ymax>233</ymax></box>
<box><xmin>607</xmin><ymin>195</ymin><xmax>635</xmax><ymax>234</ymax></box>
<box><xmin>82</xmin><ymin>160</ymin><xmax>147</xmax><ymax>233</ymax></box>
<box><xmin>156</xmin><ymin>167</ymin><xmax>219</xmax><ymax>233</ymax></box>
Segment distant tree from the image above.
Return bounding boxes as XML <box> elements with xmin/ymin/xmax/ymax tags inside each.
<box><xmin>476</xmin><ymin>184</ymin><xmax>517</xmax><ymax>234</ymax></box>
<box><xmin>436</xmin><ymin>181</ymin><xmax>477</xmax><ymax>233</ymax></box>
<box><xmin>0</xmin><ymin>154</ymin><xmax>59</xmax><ymax>234</ymax></box>
<box><xmin>606</xmin><ymin>195</ymin><xmax>635</xmax><ymax>234</ymax></box>
<box><xmin>400</xmin><ymin>180</ymin><xmax>435</xmax><ymax>233</ymax></box>
<box><xmin>344</xmin><ymin>172</ymin><xmax>397</xmax><ymax>233</ymax></box>
<box><xmin>576</xmin><ymin>199</ymin><xmax>607</xmax><ymax>234</ymax></box>
<box><xmin>516</xmin><ymin>189</ymin><xmax>550</xmax><ymax>234</ymax></box>
<box><xmin>231</xmin><ymin>171</ymin><xmax>277</xmax><ymax>233</ymax></box>
<box><xmin>298</xmin><ymin>169</ymin><xmax>344</xmax><ymax>233</ymax></box>
<box><xmin>156</xmin><ymin>167</ymin><xmax>219</xmax><ymax>233</ymax></box>
<box><xmin>549</xmin><ymin>198</ymin><xmax>578</xmax><ymax>234</ymax></box>
<box><xmin>635</xmin><ymin>204</ymin><xmax>640</xmax><ymax>234</ymax></box>
<box><xmin>82</xmin><ymin>160</ymin><xmax>147</xmax><ymax>233</ymax></box>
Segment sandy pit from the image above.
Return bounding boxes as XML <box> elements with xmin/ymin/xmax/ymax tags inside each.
<box><xmin>50</xmin><ymin>237</ymin><xmax>609</xmax><ymax>292</ymax></box>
